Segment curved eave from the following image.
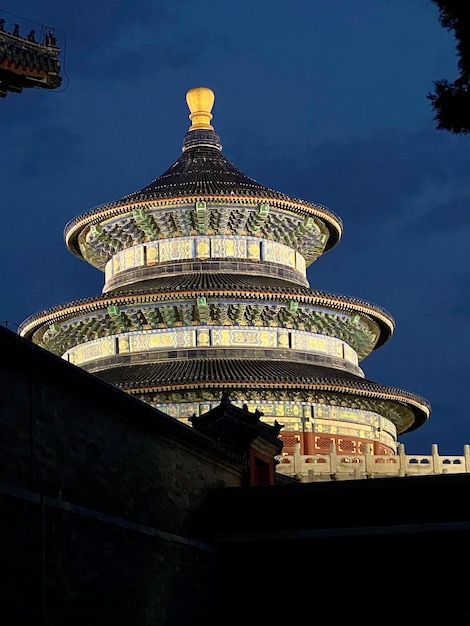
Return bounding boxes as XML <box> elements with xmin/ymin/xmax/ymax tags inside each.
<box><xmin>0</xmin><ymin>32</ymin><xmax>62</xmax><ymax>96</ymax></box>
<box><xmin>64</xmin><ymin>194</ymin><xmax>343</xmax><ymax>261</ymax></box>
<box><xmin>18</xmin><ymin>286</ymin><xmax>394</xmax><ymax>348</ymax></box>
<box><xmin>92</xmin><ymin>359</ymin><xmax>431</xmax><ymax>434</ymax></box>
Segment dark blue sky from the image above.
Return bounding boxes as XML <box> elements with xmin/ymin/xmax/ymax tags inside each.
<box><xmin>1</xmin><ymin>0</ymin><xmax>469</xmax><ymax>454</ymax></box>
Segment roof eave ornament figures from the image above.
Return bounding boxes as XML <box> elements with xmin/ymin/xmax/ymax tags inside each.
<box><xmin>0</xmin><ymin>14</ymin><xmax>62</xmax><ymax>98</ymax></box>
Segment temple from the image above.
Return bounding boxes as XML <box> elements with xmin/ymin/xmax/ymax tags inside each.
<box><xmin>18</xmin><ymin>87</ymin><xmax>430</xmax><ymax>462</ymax></box>
<box><xmin>0</xmin><ymin>13</ymin><xmax>62</xmax><ymax>98</ymax></box>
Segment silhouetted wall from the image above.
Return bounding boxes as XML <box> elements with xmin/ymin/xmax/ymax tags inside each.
<box><xmin>210</xmin><ymin>476</ymin><xmax>470</xmax><ymax>623</ymax></box>
<box><xmin>0</xmin><ymin>326</ymin><xmax>243</xmax><ymax>625</ymax></box>
<box><xmin>2</xmin><ymin>325</ymin><xmax>470</xmax><ymax>625</ymax></box>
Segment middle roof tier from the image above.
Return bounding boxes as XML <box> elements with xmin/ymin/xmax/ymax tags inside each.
<box><xmin>18</xmin><ymin>274</ymin><xmax>395</xmax><ymax>362</ymax></box>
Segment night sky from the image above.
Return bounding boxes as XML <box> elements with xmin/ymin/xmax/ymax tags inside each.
<box><xmin>1</xmin><ymin>0</ymin><xmax>469</xmax><ymax>454</ymax></box>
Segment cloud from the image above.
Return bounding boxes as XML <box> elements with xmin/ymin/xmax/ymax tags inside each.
<box><xmin>74</xmin><ymin>39</ymin><xmax>206</xmax><ymax>81</ymax></box>
<box><xmin>23</xmin><ymin>0</ymin><xmax>229</xmax><ymax>82</ymax></box>
<box><xmin>231</xmin><ymin>125</ymin><xmax>470</xmax><ymax>243</ymax></box>
<box><xmin>0</xmin><ymin>120</ymin><xmax>83</xmax><ymax>183</ymax></box>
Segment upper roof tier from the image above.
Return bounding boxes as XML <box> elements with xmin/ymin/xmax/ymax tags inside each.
<box><xmin>64</xmin><ymin>87</ymin><xmax>343</xmax><ymax>265</ymax></box>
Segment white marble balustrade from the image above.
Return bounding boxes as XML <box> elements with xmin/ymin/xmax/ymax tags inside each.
<box><xmin>276</xmin><ymin>443</ymin><xmax>470</xmax><ymax>482</ymax></box>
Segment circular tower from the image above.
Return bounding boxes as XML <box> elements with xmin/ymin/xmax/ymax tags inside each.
<box><xmin>19</xmin><ymin>87</ymin><xmax>430</xmax><ymax>456</ymax></box>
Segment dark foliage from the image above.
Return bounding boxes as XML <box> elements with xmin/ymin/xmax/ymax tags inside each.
<box><xmin>428</xmin><ymin>0</ymin><xmax>470</xmax><ymax>134</ymax></box>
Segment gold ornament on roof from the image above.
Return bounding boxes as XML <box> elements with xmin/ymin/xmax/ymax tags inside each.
<box><xmin>186</xmin><ymin>86</ymin><xmax>215</xmax><ymax>131</ymax></box>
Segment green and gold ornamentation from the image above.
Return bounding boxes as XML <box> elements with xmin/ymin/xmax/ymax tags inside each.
<box><xmin>19</xmin><ymin>87</ymin><xmax>431</xmax><ymax>456</ymax></box>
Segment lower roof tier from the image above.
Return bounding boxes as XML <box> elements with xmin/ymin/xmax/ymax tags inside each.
<box><xmin>88</xmin><ymin>358</ymin><xmax>430</xmax><ymax>435</ymax></box>
<box><xmin>161</xmin><ymin>397</ymin><xmax>399</xmax><ymax>455</ymax></box>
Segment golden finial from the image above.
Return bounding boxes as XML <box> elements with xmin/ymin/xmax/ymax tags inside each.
<box><xmin>186</xmin><ymin>87</ymin><xmax>215</xmax><ymax>131</ymax></box>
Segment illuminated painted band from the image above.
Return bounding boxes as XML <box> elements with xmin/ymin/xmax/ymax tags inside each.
<box><xmin>104</xmin><ymin>236</ymin><xmax>307</xmax><ymax>288</ymax></box>
<box><xmin>153</xmin><ymin>399</ymin><xmax>397</xmax><ymax>448</ymax></box>
<box><xmin>63</xmin><ymin>325</ymin><xmax>360</xmax><ymax>369</ymax></box>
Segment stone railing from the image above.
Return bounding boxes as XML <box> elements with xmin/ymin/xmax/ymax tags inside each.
<box><xmin>275</xmin><ymin>443</ymin><xmax>470</xmax><ymax>482</ymax></box>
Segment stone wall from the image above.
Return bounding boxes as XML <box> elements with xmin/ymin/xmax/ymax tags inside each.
<box><xmin>3</xmin><ymin>324</ymin><xmax>470</xmax><ymax>624</ymax></box>
<box><xmin>210</xmin><ymin>474</ymin><xmax>470</xmax><ymax>623</ymax></box>
<box><xmin>0</xmin><ymin>326</ymin><xmax>242</xmax><ymax>625</ymax></box>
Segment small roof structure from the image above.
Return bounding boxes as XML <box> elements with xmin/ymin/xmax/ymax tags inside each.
<box><xmin>190</xmin><ymin>392</ymin><xmax>283</xmax><ymax>458</ymax></box>
<box><xmin>0</xmin><ymin>14</ymin><xmax>62</xmax><ymax>98</ymax></box>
